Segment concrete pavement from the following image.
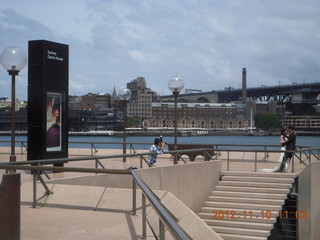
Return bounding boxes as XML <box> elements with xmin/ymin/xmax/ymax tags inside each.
<box><xmin>0</xmin><ymin>146</ymin><xmax>310</xmax><ymax>239</ymax></box>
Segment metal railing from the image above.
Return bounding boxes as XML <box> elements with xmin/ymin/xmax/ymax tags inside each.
<box><xmin>221</xmin><ymin>147</ymin><xmax>320</xmax><ymax>172</ymax></box>
<box><xmin>0</xmin><ymin>150</ymin><xmax>194</xmax><ymax>240</ymax></box>
<box><xmin>132</xmin><ymin>171</ymin><xmax>191</xmax><ymax>240</ymax></box>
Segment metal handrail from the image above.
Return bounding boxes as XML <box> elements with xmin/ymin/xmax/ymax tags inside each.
<box><xmin>0</xmin><ymin>153</ymin><xmax>193</xmax><ymax>239</ymax></box>
<box><xmin>0</xmin><ymin>140</ymin><xmax>315</xmax><ymax>150</ymax></box>
<box><xmin>132</xmin><ymin>171</ymin><xmax>191</xmax><ymax>240</ymax></box>
<box><xmin>1</xmin><ymin>146</ymin><xmax>318</xmax><ymax>170</ymax></box>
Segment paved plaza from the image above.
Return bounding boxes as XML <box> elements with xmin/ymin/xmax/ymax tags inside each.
<box><xmin>0</xmin><ymin>146</ymin><xmax>308</xmax><ymax>239</ymax></box>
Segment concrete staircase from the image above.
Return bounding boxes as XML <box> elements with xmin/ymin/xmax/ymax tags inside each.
<box><xmin>198</xmin><ymin>171</ymin><xmax>297</xmax><ymax>240</ymax></box>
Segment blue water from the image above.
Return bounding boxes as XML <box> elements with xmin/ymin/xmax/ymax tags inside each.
<box><xmin>0</xmin><ymin>135</ymin><xmax>318</xmax><ymax>150</ymax></box>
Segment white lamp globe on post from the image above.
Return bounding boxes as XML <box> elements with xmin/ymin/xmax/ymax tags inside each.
<box><xmin>168</xmin><ymin>76</ymin><xmax>185</xmax><ymax>95</ymax></box>
<box><xmin>167</xmin><ymin>76</ymin><xmax>184</xmax><ymax>164</ymax></box>
<box><xmin>118</xmin><ymin>87</ymin><xmax>132</xmax><ymax>162</ymax></box>
<box><xmin>0</xmin><ymin>46</ymin><xmax>27</xmax><ymax>163</ymax></box>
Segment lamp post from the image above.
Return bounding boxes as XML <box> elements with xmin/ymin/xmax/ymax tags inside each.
<box><xmin>0</xmin><ymin>46</ymin><xmax>27</xmax><ymax>163</ymax></box>
<box><xmin>118</xmin><ymin>87</ymin><xmax>131</xmax><ymax>162</ymax></box>
<box><xmin>168</xmin><ymin>76</ymin><xmax>184</xmax><ymax>164</ymax></box>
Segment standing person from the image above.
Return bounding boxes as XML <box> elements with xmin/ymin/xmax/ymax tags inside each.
<box><xmin>260</xmin><ymin>128</ymin><xmax>288</xmax><ymax>172</ymax></box>
<box><xmin>149</xmin><ymin>138</ymin><xmax>165</xmax><ymax>167</ymax></box>
<box><xmin>280</xmin><ymin>125</ymin><xmax>296</xmax><ymax>172</ymax></box>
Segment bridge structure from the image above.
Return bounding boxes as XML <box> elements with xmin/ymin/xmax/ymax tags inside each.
<box><xmin>161</xmin><ymin>82</ymin><xmax>320</xmax><ymax>106</ymax></box>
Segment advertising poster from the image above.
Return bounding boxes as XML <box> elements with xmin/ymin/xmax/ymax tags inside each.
<box><xmin>46</xmin><ymin>92</ymin><xmax>62</xmax><ymax>151</ymax></box>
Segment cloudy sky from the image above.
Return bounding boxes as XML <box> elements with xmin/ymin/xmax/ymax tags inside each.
<box><xmin>1</xmin><ymin>0</ymin><xmax>320</xmax><ymax>100</ymax></box>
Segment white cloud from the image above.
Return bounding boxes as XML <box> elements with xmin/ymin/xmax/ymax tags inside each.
<box><xmin>0</xmin><ymin>0</ymin><xmax>320</xmax><ymax>100</ymax></box>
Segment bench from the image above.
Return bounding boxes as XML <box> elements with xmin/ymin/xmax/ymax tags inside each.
<box><xmin>167</xmin><ymin>144</ymin><xmax>218</xmax><ymax>161</ymax></box>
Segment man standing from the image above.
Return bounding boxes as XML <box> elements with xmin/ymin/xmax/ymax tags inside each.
<box><xmin>280</xmin><ymin>125</ymin><xmax>296</xmax><ymax>172</ymax></box>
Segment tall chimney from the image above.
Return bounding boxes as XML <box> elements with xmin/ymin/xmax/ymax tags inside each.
<box><xmin>242</xmin><ymin>68</ymin><xmax>247</xmax><ymax>104</ymax></box>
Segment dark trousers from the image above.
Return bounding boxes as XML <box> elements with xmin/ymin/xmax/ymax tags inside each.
<box><xmin>279</xmin><ymin>152</ymin><xmax>292</xmax><ymax>172</ymax></box>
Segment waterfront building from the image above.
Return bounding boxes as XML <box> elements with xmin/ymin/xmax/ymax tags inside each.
<box><xmin>148</xmin><ymin>102</ymin><xmax>251</xmax><ymax>129</ymax></box>
<box><xmin>281</xmin><ymin>115</ymin><xmax>320</xmax><ymax>132</ymax></box>
<box><xmin>81</xmin><ymin>93</ymin><xmax>111</xmax><ymax>107</ymax></box>
<box><xmin>126</xmin><ymin>77</ymin><xmax>158</xmax><ymax>123</ymax></box>
<box><xmin>0</xmin><ymin>98</ymin><xmax>27</xmax><ymax>111</ymax></box>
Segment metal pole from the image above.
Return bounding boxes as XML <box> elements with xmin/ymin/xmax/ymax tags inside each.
<box><xmin>142</xmin><ymin>194</ymin><xmax>147</xmax><ymax>239</ymax></box>
<box><xmin>292</xmin><ymin>154</ymin><xmax>294</xmax><ymax>173</ymax></box>
<box><xmin>173</xmin><ymin>92</ymin><xmax>178</xmax><ymax>164</ymax></box>
<box><xmin>140</xmin><ymin>156</ymin><xmax>143</xmax><ymax>168</ymax></box>
<box><xmin>227</xmin><ymin>151</ymin><xmax>230</xmax><ymax>171</ymax></box>
<box><xmin>9</xmin><ymin>71</ymin><xmax>18</xmax><ymax>164</ymax></box>
<box><xmin>132</xmin><ymin>179</ymin><xmax>136</xmax><ymax>216</ymax></box>
<box><xmin>159</xmin><ymin>219</ymin><xmax>165</xmax><ymax>240</ymax></box>
<box><xmin>173</xmin><ymin>92</ymin><xmax>178</xmax><ymax>146</ymax></box>
<box><xmin>123</xmin><ymin>100</ymin><xmax>127</xmax><ymax>162</ymax></box>
<box><xmin>33</xmin><ymin>170</ymin><xmax>37</xmax><ymax>208</ymax></box>
<box><xmin>255</xmin><ymin>151</ymin><xmax>257</xmax><ymax>172</ymax></box>
<box><xmin>309</xmin><ymin>150</ymin><xmax>311</xmax><ymax>164</ymax></box>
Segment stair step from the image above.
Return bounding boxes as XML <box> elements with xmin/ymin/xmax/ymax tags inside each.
<box><xmin>205</xmin><ymin>201</ymin><xmax>282</xmax><ymax>211</ymax></box>
<box><xmin>198</xmin><ymin>212</ymin><xmax>276</xmax><ymax>224</ymax></box>
<box><xmin>204</xmin><ymin>219</ymin><xmax>273</xmax><ymax>230</ymax></box>
<box><xmin>212</xmin><ymin>226</ymin><xmax>270</xmax><ymax>237</ymax></box>
<box><xmin>219</xmin><ymin>233</ymin><xmax>267</xmax><ymax>240</ymax></box>
<box><xmin>212</xmin><ymin>191</ymin><xmax>287</xmax><ymax>199</ymax></box>
<box><xmin>208</xmin><ymin>196</ymin><xmax>284</xmax><ymax>205</ymax></box>
<box><xmin>221</xmin><ymin>171</ymin><xmax>297</xmax><ymax>178</ymax></box>
<box><xmin>222</xmin><ymin>176</ymin><xmax>294</xmax><ymax>184</ymax></box>
<box><xmin>215</xmin><ymin>186</ymin><xmax>289</xmax><ymax>194</ymax></box>
<box><xmin>200</xmin><ymin>207</ymin><xmax>279</xmax><ymax>218</ymax></box>
<box><xmin>219</xmin><ymin>180</ymin><xmax>292</xmax><ymax>189</ymax></box>
<box><xmin>198</xmin><ymin>171</ymin><xmax>297</xmax><ymax>239</ymax></box>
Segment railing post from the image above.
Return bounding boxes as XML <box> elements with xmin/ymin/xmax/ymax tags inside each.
<box><xmin>140</xmin><ymin>156</ymin><xmax>143</xmax><ymax>168</ymax></box>
<box><xmin>142</xmin><ymin>194</ymin><xmax>147</xmax><ymax>239</ymax></box>
<box><xmin>299</xmin><ymin>148</ymin><xmax>302</xmax><ymax>163</ymax></box>
<box><xmin>292</xmin><ymin>154</ymin><xmax>295</xmax><ymax>173</ymax></box>
<box><xmin>309</xmin><ymin>150</ymin><xmax>311</xmax><ymax>164</ymax></box>
<box><xmin>123</xmin><ymin>141</ymin><xmax>127</xmax><ymax>162</ymax></box>
<box><xmin>255</xmin><ymin>151</ymin><xmax>257</xmax><ymax>172</ymax></box>
<box><xmin>132</xmin><ymin>179</ymin><xmax>136</xmax><ymax>216</ymax></box>
<box><xmin>159</xmin><ymin>219</ymin><xmax>165</xmax><ymax>240</ymax></box>
<box><xmin>227</xmin><ymin>151</ymin><xmax>230</xmax><ymax>171</ymax></box>
<box><xmin>91</xmin><ymin>143</ymin><xmax>93</xmax><ymax>156</ymax></box>
<box><xmin>173</xmin><ymin>145</ymin><xmax>178</xmax><ymax>165</ymax></box>
<box><xmin>33</xmin><ymin>170</ymin><xmax>37</xmax><ymax>208</ymax></box>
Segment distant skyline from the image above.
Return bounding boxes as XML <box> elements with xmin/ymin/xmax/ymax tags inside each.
<box><xmin>1</xmin><ymin>0</ymin><xmax>320</xmax><ymax>100</ymax></box>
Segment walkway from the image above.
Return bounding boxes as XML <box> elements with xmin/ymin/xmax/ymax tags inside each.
<box><xmin>0</xmin><ymin>146</ymin><xmax>309</xmax><ymax>239</ymax></box>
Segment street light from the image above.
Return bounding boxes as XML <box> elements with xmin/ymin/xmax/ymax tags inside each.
<box><xmin>168</xmin><ymin>75</ymin><xmax>184</xmax><ymax>164</ymax></box>
<box><xmin>0</xmin><ymin>46</ymin><xmax>27</xmax><ymax>163</ymax></box>
<box><xmin>118</xmin><ymin>87</ymin><xmax>131</xmax><ymax>162</ymax></box>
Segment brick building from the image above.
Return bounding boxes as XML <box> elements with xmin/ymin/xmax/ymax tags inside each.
<box><xmin>148</xmin><ymin>102</ymin><xmax>251</xmax><ymax>129</ymax></box>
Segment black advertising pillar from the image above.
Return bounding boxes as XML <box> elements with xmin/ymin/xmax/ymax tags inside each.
<box><xmin>28</xmin><ymin>40</ymin><xmax>69</xmax><ymax>165</ymax></box>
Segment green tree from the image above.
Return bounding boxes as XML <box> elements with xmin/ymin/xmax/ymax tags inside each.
<box><xmin>127</xmin><ymin>116</ymin><xmax>140</xmax><ymax>128</ymax></box>
<box><xmin>255</xmin><ymin>113</ymin><xmax>282</xmax><ymax>129</ymax></box>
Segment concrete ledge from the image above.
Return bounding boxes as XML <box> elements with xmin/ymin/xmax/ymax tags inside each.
<box><xmin>146</xmin><ymin>191</ymin><xmax>223</xmax><ymax>240</ymax></box>
<box><xmin>45</xmin><ymin>174</ymin><xmax>132</xmax><ymax>189</ymax></box>
<box><xmin>298</xmin><ymin>162</ymin><xmax>320</xmax><ymax>240</ymax></box>
<box><xmin>136</xmin><ymin>161</ymin><xmax>222</xmax><ymax>213</ymax></box>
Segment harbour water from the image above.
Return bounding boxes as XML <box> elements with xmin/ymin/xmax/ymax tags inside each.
<box><xmin>0</xmin><ymin>135</ymin><xmax>318</xmax><ymax>150</ymax></box>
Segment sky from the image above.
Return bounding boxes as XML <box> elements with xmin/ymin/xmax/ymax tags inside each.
<box><xmin>0</xmin><ymin>0</ymin><xmax>320</xmax><ymax>101</ymax></box>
